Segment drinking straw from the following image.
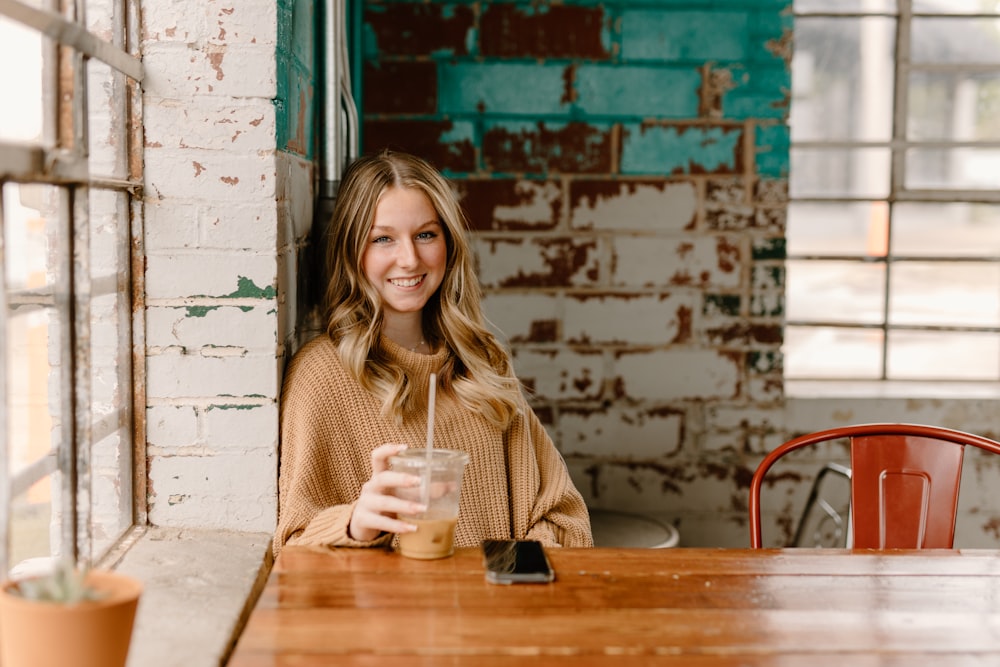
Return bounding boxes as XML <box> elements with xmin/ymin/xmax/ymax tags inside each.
<box><xmin>421</xmin><ymin>373</ymin><xmax>437</xmax><ymax>508</ymax></box>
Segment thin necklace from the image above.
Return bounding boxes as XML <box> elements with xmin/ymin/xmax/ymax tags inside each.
<box><xmin>410</xmin><ymin>339</ymin><xmax>425</xmax><ymax>352</ymax></box>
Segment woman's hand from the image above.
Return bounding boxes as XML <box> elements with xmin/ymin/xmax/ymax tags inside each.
<box><xmin>348</xmin><ymin>443</ymin><xmax>426</xmax><ymax>542</ymax></box>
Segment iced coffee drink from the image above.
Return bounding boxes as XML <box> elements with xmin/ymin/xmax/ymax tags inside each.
<box><xmin>390</xmin><ymin>448</ymin><xmax>468</xmax><ymax>560</ymax></box>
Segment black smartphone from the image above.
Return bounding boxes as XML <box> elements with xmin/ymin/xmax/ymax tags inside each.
<box><xmin>481</xmin><ymin>539</ymin><xmax>555</xmax><ymax>585</ymax></box>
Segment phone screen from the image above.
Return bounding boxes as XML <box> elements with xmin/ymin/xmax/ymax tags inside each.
<box><xmin>482</xmin><ymin>539</ymin><xmax>554</xmax><ymax>584</ymax></box>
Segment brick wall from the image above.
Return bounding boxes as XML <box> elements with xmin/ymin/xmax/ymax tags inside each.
<box><xmin>134</xmin><ymin>0</ymin><xmax>1000</xmax><ymax>548</ymax></box>
<box><xmin>141</xmin><ymin>0</ymin><xmax>315</xmax><ymax>533</ymax></box>
<box><xmin>360</xmin><ymin>0</ymin><xmax>791</xmax><ymax>545</ymax></box>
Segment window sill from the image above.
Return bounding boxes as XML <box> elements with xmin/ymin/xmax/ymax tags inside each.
<box><xmin>786</xmin><ymin>380</ymin><xmax>1000</xmax><ymax>400</ymax></box>
<box><xmin>108</xmin><ymin>526</ymin><xmax>272</xmax><ymax>667</ymax></box>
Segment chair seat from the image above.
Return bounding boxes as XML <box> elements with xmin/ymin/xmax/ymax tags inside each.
<box><xmin>589</xmin><ymin>509</ymin><xmax>679</xmax><ymax>548</ymax></box>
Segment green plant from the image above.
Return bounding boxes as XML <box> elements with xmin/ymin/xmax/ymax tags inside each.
<box><xmin>8</xmin><ymin>558</ymin><xmax>106</xmax><ymax>604</ymax></box>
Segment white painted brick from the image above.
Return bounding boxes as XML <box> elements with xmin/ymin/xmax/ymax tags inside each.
<box><xmin>145</xmin><ymin>200</ymin><xmax>201</xmax><ymax>250</ymax></box>
<box><xmin>572</xmin><ymin>181</ymin><xmax>696</xmax><ymax>232</ymax></box>
<box><xmin>147</xmin><ymin>405</ymin><xmax>200</xmax><ymax>447</ymax></box>
<box><xmin>145</xmin><ymin>253</ymin><xmax>275</xmax><ymax>300</ymax></box>
<box><xmin>143</xmin><ymin>0</ymin><xmax>277</xmax><ymax>44</ymax></box>
<box><xmin>511</xmin><ymin>349</ymin><xmax>605</xmax><ymax>401</ymax></box>
<box><xmin>496</xmin><ymin>181</ymin><xmax>562</xmax><ymax>227</ymax></box>
<box><xmin>142</xmin><ymin>1</ymin><xmax>205</xmax><ymax>42</ymax></box>
<box><xmin>147</xmin><ymin>450</ymin><xmax>276</xmax><ymax>532</ymax></box>
<box><xmin>613</xmin><ymin>236</ymin><xmax>742</xmax><ymax>289</ymax></box>
<box><xmin>144</xmin><ymin>147</ymin><xmax>276</xmax><ymax>201</ymax></box>
<box><xmin>475</xmin><ymin>238</ymin><xmax>602</xmax><ymax>289</ymax></box>
<box><xmin>482</xmin><ymin>293</ymin><xmax>561</xmax><ymax>343</ymax></box>
<box><xmin>206</xmin><ymin>0</ymin><xmax>279</xmax><ymax>45</ymax></box>
<box><xmin>616</xmin><ymin>349</ymin><xmax>740</xmax><ymax>400</ymax></box>
<box><xmin>276</xmin><ymin>151</ymin><xmax>317</xmax><ymax>242</ymax></box>
<box><xmin>144</xmin><ymin>97</ymin><xmax>275</xmax><ymax>152</ymax></box>
<box><xmin>201</xmin><ymin>404</ymin><xmax>277</xmax><ymax>451</ymax></box>
<box><xmin>146</xmin><ymin>353</ymin><xmax>279</xmax><ymax>400</ymax></box>
<box><xmin>564</xmin><ymin>293</ymin><xmax>697</xmax><ymax>345</ymax></box>
<box><xmin>146</xmin><ymin>305</ymin><xmax>277</xmax><ymax>350</ymax></box>
<box><xmin>581</xmin><ymin>460</ymin><xmax>740</xmax><ymax>516</ymax></box>
<box><xmin>200</xmin><ymin>202</ymin><xmax>279</xmax><ymax>250</ymax></box>
<box><xmin>142</xmin><ymin>42</ymin><xmax>277</xmax><ymax>98</ymax></box>
<box><xmin>559</xmin><ymin>407</ymin><xmax>684</xmax><ymax>458</ymax></box>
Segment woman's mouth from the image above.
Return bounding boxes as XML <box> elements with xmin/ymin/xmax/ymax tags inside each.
<box><xmin>389</xmin><ymin>276</ymin><xmax>424</xmax><ymax>288</ymax></box>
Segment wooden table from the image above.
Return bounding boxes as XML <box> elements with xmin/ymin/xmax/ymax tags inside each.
<box><xmin>226</xmin><ymin>545</ymin><xmax>1000</xmax><ymax>666</ymax></box>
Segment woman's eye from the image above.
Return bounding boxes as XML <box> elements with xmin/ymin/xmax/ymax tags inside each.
<box><xmin>416</xmin><ymin>231</ymin><xmax>436</xmax><ymax>240</ymax></box>
<box><xmin>372</xmin><ymin>235</ymin><xmax>391</xmax><ymax>244</ymax></box>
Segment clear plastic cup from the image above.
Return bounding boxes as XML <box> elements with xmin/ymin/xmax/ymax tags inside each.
<box><xmin>389</xmin><ymin>448</ymin><xmax>469</xmax><ymax>559</ymax></box>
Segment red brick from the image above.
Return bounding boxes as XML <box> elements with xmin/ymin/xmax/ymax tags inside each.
<box><xmin>362</xmin><ymin>119</ymin><xmax>475</xmax><ymax>172</ymax></box>
<box><xmin>363</xmin><ymin>61</ymin><xmax>437</xmax><ymax>114</ymax></box>
<box><xmin>364</xmin><ymin>4</ymin><xmax>474</xmax><ymax>57</ymax></box>
<box><xmin>483</xmin><ymin>122</ymin><xmax>612</xmax><ymax>174</ymax></box>
<box><xmin>480</xmin><ymin>4</ymin><xmax>610</xmax><ymax>59</ymax></box>
<box><xmin>454</xmin><ymin>179</ymin><xmax>561</xmax><ymax>231</ymax></box>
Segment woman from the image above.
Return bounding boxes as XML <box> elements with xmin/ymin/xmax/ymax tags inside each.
<box><xmin>274</xmin><ymin>150</ymin><xmax>593</xmax><ymax>555</ymax></box>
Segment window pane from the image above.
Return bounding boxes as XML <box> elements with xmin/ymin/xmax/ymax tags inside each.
<box><xmin>887</xmin><ymin>330</ymin><xmax>999</xmax><ymax>380</ymax></box>
<box><xmin>87</xmin><ymin>60</ymin><xmax>129</xmax><ymax>180</ymax></box>
<box><xmin>791</xmin><ymin>17</ymin><xmax>895</xmax><ymax>142</ymax></box>
<box><xmin>788</xmin><ymin>201</ymin><xmax>887</xmax><ymax>256</ymax></box>
<box><xmin>790</xmin><ymin>147</ymin><xmax>890</xmax><ymax>198</ymax></box>
<box><xmin>893</xmin><ymin>202</ymin><xmax>1000</xmax><ymax>256</ymax></box>
<box><xmin>795</xmin><ymin>0</ymin><xmax>896</xmax><ymax>14</ymax></box>
<box><xmin>905</xmin><ymin>147</ymin><xmax>1000</xmax><ymax>189</ymax></box>
<box><xmin>912</xmin><ymin>17</ymin><xmax>1000</xmax><ymax>65</ymax></box>
<box><xmin>786</xmin><ymin>260</ymin><xmax>886</xmax><ymax>324</ymax></box>
<box><xmin>889</xmin><ymin>261</ymin><xmax>1000</xmax><ymax>327</ymax></box>
<box><xmin>10</xmin><ymin>477</ymin><xmax>55</xmax><ymax>575</ymax></box>
<box><xmin>908</xmin><ymin>71</ymin><xmax>1000</xmax><ymax>142</ymax></box>
<box><xmin>0</xmin><ymin>15</ymin><xmax>44</xmax><ymax>144</ymax></box>
<box><xmin>784</xmin><ymin>326</ymin><xmax>884</xmax><ymax>379</ymax></box>
<box><xmin>914</xmin><ymin>1</ymin><xmax>1000</xmax><ymax>14</ymax></box>
<box><xmin>88</xmin><ymin>189</ymin><xmax>132</xmax><ymax>559</ymax></box>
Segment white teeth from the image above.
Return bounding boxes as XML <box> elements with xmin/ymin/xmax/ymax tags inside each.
<box><xmin>390</xmin><ymin>277</ymin><xmax>422</xmax><ymax>288</ymax></box>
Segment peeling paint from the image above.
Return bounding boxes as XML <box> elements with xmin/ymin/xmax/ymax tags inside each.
<box><xmin>186</xmin><ymin>305</ymin><xmax>221</xmax><ymax>318</ymax></box>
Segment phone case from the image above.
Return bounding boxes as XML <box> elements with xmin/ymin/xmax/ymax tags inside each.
<box><xmin>482</xmin><ymin>539</ymin><xmax>555</xmax><ymax>584</ymax></box>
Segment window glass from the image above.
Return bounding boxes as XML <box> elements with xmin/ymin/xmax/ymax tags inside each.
<box><xmin>787</xmin><ymin>201</ymin><xmax>888</xmax><ymax>256</ymax></box>
<box><xmin>889</xmin><ymin>261</ymin><xmax>1000</xmax><ymax>327</ymax></box>
<box><xmin>790</xmin><ymin>17</ymin><xmax>895</xmax><ymax>143</ymax></box>
<box><xmin>0</xmin><ymin>15</ymin><xmax>43</xmax><ymax>144</ymax></box>
<box><xmin>887</xmin><ymin>330</ymin><xmax>1000</xmax><ymax>380</ymax></box>
<box><xmin>790</xmin><ymin>148</ymin><xmax>891</xmax><ymax>198</ymax></box>
<box><xmin>892</xmin><ymin>202</ymin><xmax>1000</xmax><ymax>256</ymax></box>
<box><xmin>784</xmin><ymin>326</ymin><xmax>885</xmax><ymax>379</ymax></box>
<box><xmin>786</xmin><ymin>260</ymin><xmax>887</xmax><ymax>324</ymax></box>
<box><xmin>908</xmin><ymin>72</ymin><xmax>1000</xmax><ymax>142</ymax></box>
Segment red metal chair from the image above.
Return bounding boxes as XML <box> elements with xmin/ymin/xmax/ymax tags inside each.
<box><xmin>749</xmin><ymin>423</ymin><xmax>1000</xmax><ymax>549</ymax></box>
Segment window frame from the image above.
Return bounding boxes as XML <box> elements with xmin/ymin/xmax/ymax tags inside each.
<box><xmin>0</xmin><ymin>0</ymin><xmax>143</xmax><ymax>575</ymax></box>
<box><xmin>786</xmin><ymin>0</ymin><xmax>1000</xmax><ymax>384</ymax></box>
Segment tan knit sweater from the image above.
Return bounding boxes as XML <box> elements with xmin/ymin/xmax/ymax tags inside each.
<box><xmin>274</xmin><ymin>335</ymin><xmax>593</xmax><ymax>556</ymax></box>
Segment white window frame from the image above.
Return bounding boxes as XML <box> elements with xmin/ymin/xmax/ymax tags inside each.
<box><xmin>0</xmin><ymin>0</ymin><xmax>143</xmax><ymax>575</ymax></box>
<box><xmin>786</xmin><ymin>0</ymin><xmax>1000</xmax><ymax>386</ymax></box>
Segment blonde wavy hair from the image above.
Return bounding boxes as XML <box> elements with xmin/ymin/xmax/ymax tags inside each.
<box><xmin>323</xmin><ymin>150</ymin><xmax>523</xmax><ymax>428</ymax></box>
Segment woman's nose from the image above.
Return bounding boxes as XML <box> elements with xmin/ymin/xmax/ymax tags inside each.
<box><xmin>396</xmin><ymin>239</ymin><xmax>418</xmax><ymax>267</ymax></box>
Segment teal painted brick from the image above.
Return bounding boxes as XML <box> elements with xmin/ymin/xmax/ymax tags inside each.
<box><xmin>621</xmin><ymin>124</ymin><xmax>742</xmax><ymax>176</ymax></box>
<box><xmin>755</xmin><ymin>123</ymin><xmax>790</xmax><ymax>178</ymax></box>
<box><xmin>621</xmin><ymin>10</ymin><xmax>750</xmax><ymax>61</ymax></box>
<box><xmin>575</xmin><ymin>65</ymin><xmax>700</xmax><ymax>117</ymax></box>
<box><xmin>276</xmin><ymin>0</ymin><xmax>316</xmax><ymax>158</ymax></box>
<box><xmin>438</xmin><ymin>63</ymin><xmax>570</xmax><ymax>116</ymax></box>
<box><xmin>724</xmin><ymin>66</ymin><xmax>789</xmax><ymax>121</ymax></box>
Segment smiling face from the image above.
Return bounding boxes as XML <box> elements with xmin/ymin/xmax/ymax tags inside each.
<box><xmin>361</xmin><ymin>186</ymin><xmax>448</xmax><ymax>327</ymax></box>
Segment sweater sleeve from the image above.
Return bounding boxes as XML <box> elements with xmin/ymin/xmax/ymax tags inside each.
<box><xmin>510</xmin><ymin>404</ymin><xmax>594</xmax><ymax>548</ymax></box>
<box><xmin>273</xmin><ymin>344</ymin><xmax>392</xmax><ymax>556</ymax></box>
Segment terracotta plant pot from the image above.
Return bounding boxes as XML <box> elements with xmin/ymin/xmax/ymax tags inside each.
<box><xmin>0</xmin><ymin>569</ymin><xmax>142</xmax><ymax>667</ymax></box>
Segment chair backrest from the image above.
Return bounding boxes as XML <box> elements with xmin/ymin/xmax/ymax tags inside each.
<box><xmin>749</xmin><ymin>423</ymin><xmax>1000</xmax><ymax>549</ymax></box>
